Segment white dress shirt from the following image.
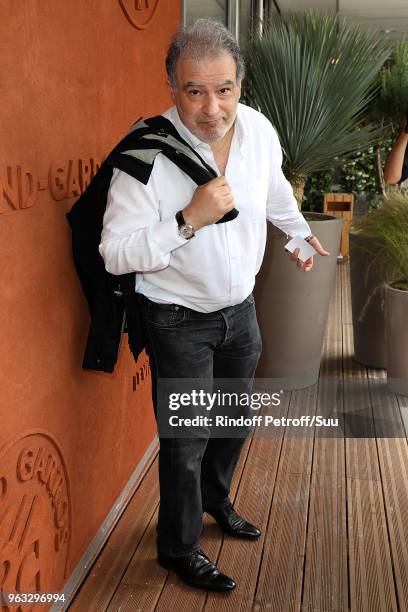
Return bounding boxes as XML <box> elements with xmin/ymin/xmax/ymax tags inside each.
<box><xmin>99</xmin><ymin>103</ymin><xmax>311</xmax><ymax>312</ymax></box>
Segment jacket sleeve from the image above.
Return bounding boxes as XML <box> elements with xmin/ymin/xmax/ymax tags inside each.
<box><xmin>99</xmin><ymin>167</ymin><xmax>188</xmax><ymax>275</ymax></box>
<box><xmin>266</xmin><ymin>127</ymin><xmax>311</xmax><ymax>239</ymax></box>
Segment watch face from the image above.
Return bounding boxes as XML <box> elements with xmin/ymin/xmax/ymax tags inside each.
<box><xmin>179</xmin><ymin>224</ymin><xmax>194</xmax><ymax>239</ymax></box>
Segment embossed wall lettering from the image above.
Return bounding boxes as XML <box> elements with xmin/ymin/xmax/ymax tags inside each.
<box><xmin>0</xmin><ymin>158</ymin><xmax>101</xmax><ymax>213</ymax></box>
<box><xmin>133</xmin><ymin>358</ymin><xmax>151</xmax><ymax>392</ymax></box>
<box><xmin>0</xmin><ymin>433</ymin><xmax>71</xmax><ymax>604</ymax></box>
<box><xmin>119</xmin><ymin>0</ymin><xmax>160</xmax><ymax>30</ymax></box>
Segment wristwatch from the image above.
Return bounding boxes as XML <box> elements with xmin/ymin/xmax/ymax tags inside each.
<box><xmin>176</xmin><ymin>210</ymin><xmax>195</xmax><ymax>240</ymax></box>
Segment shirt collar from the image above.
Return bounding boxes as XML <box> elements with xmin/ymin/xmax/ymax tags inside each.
<box><xmin>163</xmin><ymin>104</ymin><xmax>247</xmax><ymax>153</ymax></box>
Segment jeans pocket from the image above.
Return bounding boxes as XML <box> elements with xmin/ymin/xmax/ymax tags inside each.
<box><xmin>148</xmin><ymin>304</ymin><xmax>186</xmax><ymax>328</ymax></box>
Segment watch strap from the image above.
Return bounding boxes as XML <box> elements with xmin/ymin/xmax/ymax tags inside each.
<box><xmin>175</xmin><ymin>210</ymin><xmax>195</xmax><ymax>239</ymax></box>
<box><xmin>175</xmin><ymin>210</ymin><xmax>186</xmax><ymax>227</ymax></box>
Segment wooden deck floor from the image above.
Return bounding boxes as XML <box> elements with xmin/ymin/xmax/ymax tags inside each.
<box><xmin>69</xmin><ymin>262</ymin><xmax>408</xmax><ymax>612</ymax></box>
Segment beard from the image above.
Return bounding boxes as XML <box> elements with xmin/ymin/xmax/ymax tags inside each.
<box><xmin>193</xmin><ymin>117</ymin><xmax>233</xmax><ymax>143</ymax></box>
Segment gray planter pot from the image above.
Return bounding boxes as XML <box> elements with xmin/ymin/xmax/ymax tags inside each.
<box><xmin>386</xmin><ymin>285</ymin><xmax>408</xmax><ymax>396</ymax></box>
<box><xmin>254</xmin><ymin>212</ymin><xmax>342</xmax><ymax>390</ymax></box>
<box><xmin>349</xmin><ymin>231</ymin><xmax>387</xmax><ymax>369</ymax></box>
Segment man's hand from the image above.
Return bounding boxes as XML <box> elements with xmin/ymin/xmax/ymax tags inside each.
<box><xmin>183</xmin><ymin>176</ymin><xmax>235</xmax><ymax>230</ymax></box>
<box><xmin>288</xmin><ymin>235</ymin><xmax>330</xmax><ymax>272</ymax></box>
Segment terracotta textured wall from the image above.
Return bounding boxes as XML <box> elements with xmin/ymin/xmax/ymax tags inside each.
<box><xmin>0</xmin><ymin>0</ymin><xmax>180</xmax><ymax>599</ymax></box>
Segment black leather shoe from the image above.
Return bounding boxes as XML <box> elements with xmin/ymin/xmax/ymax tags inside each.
<box><xmin>205</xmin><ymin>502</ymin><xmax>261</xmax><ymax>539</ymax></box>
<box><xmin>158</xmin><ymin>549</ymin><xmax>236</xmax><ymax>592</ymax></box>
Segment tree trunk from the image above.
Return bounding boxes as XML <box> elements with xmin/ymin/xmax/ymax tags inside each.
<box><xmin>290</xmin><ymin>175</ymin><xmax>307</xmax><ymax>209</ymax></box>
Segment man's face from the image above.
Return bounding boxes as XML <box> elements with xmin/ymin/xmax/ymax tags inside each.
<box><xmin>172</xmin><ymin>53</ymin><xmax>241</xmax><ymax>144</ymax></box>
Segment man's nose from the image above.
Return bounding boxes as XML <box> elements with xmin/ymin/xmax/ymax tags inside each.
<box><xmin>202</xmin><ymin>94</ymin><xmax>220</xmax><ymax>116</ymax></box>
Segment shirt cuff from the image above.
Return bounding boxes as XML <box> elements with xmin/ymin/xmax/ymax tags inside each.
<box><xmin>271</xmin><ymin>217</ymin><xmax>312</xmax><ymax>240</ymax></box>
<box><xmin>148</xmin><ymin>215</ymin><xmax>189</xmax><ymax>254</ymax></box>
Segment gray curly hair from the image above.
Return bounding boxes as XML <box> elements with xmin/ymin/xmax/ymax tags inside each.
<box><xmin>166</xmin><ymin>19</ymin><xmax>245</xmax><ymax>90</ymax></box>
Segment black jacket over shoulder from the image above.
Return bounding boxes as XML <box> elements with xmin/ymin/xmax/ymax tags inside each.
<box><xmin>66</xmin><ymin>115</ymin><xmax>238</xmax><ymax>373</ymax></box>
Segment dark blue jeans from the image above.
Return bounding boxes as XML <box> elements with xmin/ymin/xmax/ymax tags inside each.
<box><xmin>140</xmin><ymin>293</ymin><xmax>262</xmax><ymax>558</ymax></box>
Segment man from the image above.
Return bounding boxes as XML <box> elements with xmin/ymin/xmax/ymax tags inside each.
<box><xmin>384</xmin><ymin>114</ymin><xmax>408</xmax><ymax>184</ymax></box>
<box><xmin>99</xmin><ymin>19</ymin><xmax>329</xmax><ymax>592</ymax></box>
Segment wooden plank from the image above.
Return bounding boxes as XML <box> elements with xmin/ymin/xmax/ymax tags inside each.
<box><xmin>376</xmin><ymin>435</ymin><xmax>408</xmax><ymax>612</ymax></box>
<box><xmin>398</xmin><ymin>392</ymin><xmax>408</xmax><ymax>437</ymax></box>
<box><xmin>302</xmin><ymin>264</ymin><xmax>349</xmax><ymax>612</ymax></box>
<box><xmin>342</xmin><ymin>264</ymin><xmax>380</xmax><ymax>480</ymax></box>
<box><xmin>275</xmin><ymin>386</ymin><xmax>316</xmax><ymax>475</ymax></box>
<box><xmin>340</xmin><ymin>260</ymin><xmax>353</xmax><ymax>327</ymax></box>
<box><xmin>343</xmin><ymin>318</ymin><xmax>398</xmax><ymax>612</ymax></box>
<box><xmin>343</xmin><ymin>323</ymin><xmax>379</xmax><ymax>479</ymax></box>
<box><xmin>347</xmin><ymin>476</ymin><xmax>398</xmax><ymax>612</ymax></box>
<box><xmin>302</xmin><ymin>464</ymin><xmax>348</xmax><ymax>612</ymax></box>
<box><xmin>253</xmin><ymin>471</ymin><xmax>311</xmax><ymax>612</ymax></box>
<box><xmin>369</xmin><ymin>371</ymin><xmax>408</xmax><ymax>612</ymax></box>
<box><xmin>105</xmin><ymin>506</ymin><xmax>169</xmax><ymax>611</ymax></box>
<box><xmin>324</xmin><ymin>195</ymin><xmax>353</xmax><ymax>256</ymax></box>
<box><xmin>69</xmin><ymin>458</ymin><xmax>160</xmax><ymax>611</ymax></box>
<box><xmin>253</xmin><ymin>386</ymin><xmax>317</xmax><ymax>611</ymax></box>
<box><xmin>324</xmin><ymin>263</ymin><xmax>342</xmax><ymax>342</ymax></box>
<box><xmin>368</xmin><ymin>369</ymin><xmax>406</xmax><ymax>438</ymax></box>
<box><xmin>203</xmin><ymin>395</ymin><xmax>291</xmax><ymax>612</ymax></box>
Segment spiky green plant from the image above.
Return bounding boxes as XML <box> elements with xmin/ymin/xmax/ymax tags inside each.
<box><xmin>370</xmin><ymin>38</ymin><xmax>408</xmax><ymax>126</ymax></box>
<box><xmin>352</xmin><ymin>192</ymin><xmax>408</xmax><ymax>290</ymax></box>
<box><xmin>246</xmin><ymin>10</ymin><xmax>393</xmax><ymax>207</ymax></box>
<box><xmin>366</xmin><ymin>38</ymin><xmax>408</xmax><ymax>196</ymax></box>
